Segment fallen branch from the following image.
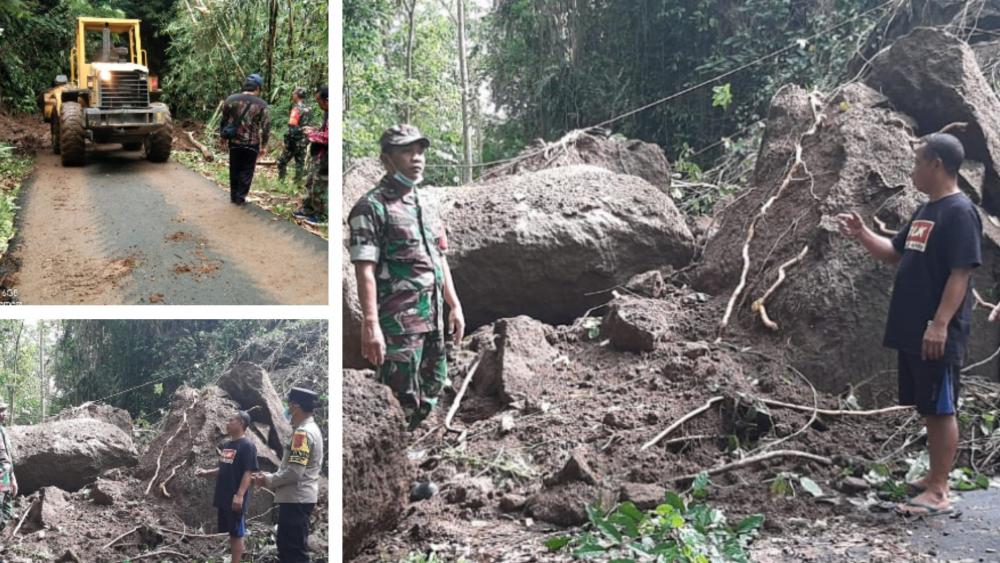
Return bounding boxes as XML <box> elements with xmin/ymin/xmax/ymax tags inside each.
<box><xmin>641</xmin><ymin>396</ymin><xmax>724</xmax><ymax>451</ymax></box>
<box><xmin>751</xmin><ymin>245</ymin><xmax>809</xmax><ymax>331</ymax></box>
<box><xmin>184</xmin><ymin>131</ymin><xmax>213</xmax><ymax>161</ymax></box>
<box><xmin>759</xmin><ymin>397</ymin><xmax>910</xmax><ymax>416</ymax></box>
<box><xmin>5</xmin><ymin>500</ymin><xmax>35</xmax><ymax>541</ymax></box>
<box><xmin>750</xmin><ymin>365</ymin><xmax>818</xmax><ymax>456</ymax></box>
<box><xmin>677</xmin><ymin>449</ymin><xmax>832</xmax><ymax>481</ymax></box>
<box><xmin>155</xmin><ymin>526</ymin><xmax>228</xmax><ymax>539</ymax></box>
<box><xmin>445</xmin><ymin>354</ymin><xmax>483</xmax><ymax>433</ymax></box>
<box><xmin>963</xmin><ymin>341</ymin><xmax>1000</xmax><ymax>373</ymax></box>
<box><xmin>130</xmin><ymin>550</ymin><xmax>189</xmax><ymax>561</ymax></box>
<box><xmin>103</xmin><ymin>525</ymin><xmax>142</xmax><ymax>550</ymax></box>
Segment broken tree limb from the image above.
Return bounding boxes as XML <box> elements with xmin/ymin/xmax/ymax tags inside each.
<box><xmin>184</xmin><ymin>131</ymin><xmax>213</xmax><ymax>161</ymax></box>
<box><xmin>758</xmin><ymin>397</ymin><xmax>910</xmax><ymax>416</ymax></box>
<box><xmin>751</xmin><ymin>244</ymin><xmax>809</xmax><ymax>331</ymax></box>
<box><xmin>641</xmin><ymin>396</ymin><xmax>724</xmax><ymax>451</ymax></box>
<box><xmin>131</xmin><ymin>550</ymin><xmax>189</xmax><ymax>561</ymax></box>
<box><xmin>677</xmin><ymin>449</ymin><xmax>832</xmax><ymax>481</ymax></box>
<box><xmin>5</xmin><ymin>500</ymin><xmax>35</xmax><ymax>541</ymax></box>
<box><xmin>445</xmin><ymin>354</ymin><xmax>484</xmax><ymax>433</ymax></box>
<box><xmin>963</xmin><ymin>341</ymin><xmax>1000</xmax><ymax>373</ymax></box>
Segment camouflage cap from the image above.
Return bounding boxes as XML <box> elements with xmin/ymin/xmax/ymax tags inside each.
<box><xmin>380</xmin><ymin>124</ymin><xmax>430</xmax><ymax>153</ymax></box>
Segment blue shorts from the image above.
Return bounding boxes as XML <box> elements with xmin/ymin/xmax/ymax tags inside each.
<box><xmin>217</xmin><ymin>507</ymin><xmax>247</xmax><ymax>538</ymax></box>
<box><xmin>898</xmin><ymin>352</ymin><xmax>960</xmax><ymax>416</ymax></box>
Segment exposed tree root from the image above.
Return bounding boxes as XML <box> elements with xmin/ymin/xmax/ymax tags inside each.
<box><xmin>677</xmin><ymin>449</ymin><xmax>832</xmax><ymax>481</ymax></box>
<box><xmin>751</xmin><ymin>245</ymin><xmax>809</xmax><ymax>331</ymax></box>
<box><xmin>641</xmin><ymin>396</ymin><xmax>724</xmax><ymax>451</ymax></box>
<box><xmin>717</xmin><ymin>91</ymin><xmax>825</xmax><ymax>341</ymax></box>
<box><xmin>445</xmin><ymin>353</ymin><xmax>484</xmax><ymax>433</ymax></box>
<box><xmin>145</xmin><ymin>397</ymin><xmax>199</xmax><ymax>496</ymax></box>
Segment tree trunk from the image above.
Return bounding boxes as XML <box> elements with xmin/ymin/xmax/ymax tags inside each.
<box><xmin>403</xmin><ymin>0</ymin><xmax>417</xmax><ymax>123</ymax></box>
<box><xmin>265</xmin><ymin>0</ymin><xmax>279</xmax><ymax>97</ymax></box>
<box><xmin>38</xmin><ymin>320</ymin><xmax>45</xmax><ymax>421</ymax></box>
<box><xmin>457</xmin><ymin>0</ymin><xmax>473</xmax><ymax>183</ymax></box>
<box><xmin>11</xmin><ymin>320</ymin><xmax>22</xmax><ymax>425</ymax></box>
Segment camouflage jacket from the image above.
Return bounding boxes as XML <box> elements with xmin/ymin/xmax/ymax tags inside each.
<box><xmin>348</xmin><ymin>175</ymin><xmax>447</xmax><ymax>335</ymax></box>
<box><xmin>0</xmin><ymin>426</ymin><xmax>12</xmax><ymax>491</ymax></box>
<box><xmin>221</xmin><ymin>93</ymin><xmax>271</xmax><ymax>147</ymax></box>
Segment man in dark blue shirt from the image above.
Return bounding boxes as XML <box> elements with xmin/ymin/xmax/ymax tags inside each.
<box><xmin>195</xmin><ymin>410</ymin><xmax>259</xmax><ymax>562</ymax></box>
<box><xmin>838</xmin><ymin>133</ymin><xmax>981</xmax><ymax>517</ymax></box>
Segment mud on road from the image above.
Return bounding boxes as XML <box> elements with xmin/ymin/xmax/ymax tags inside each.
<box><xmin>2</xmin><ymin>148</ymin><xmax>328</xmax><ymax>304</ymax></box>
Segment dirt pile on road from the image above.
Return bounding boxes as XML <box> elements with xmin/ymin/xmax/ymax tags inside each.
<box><xmin>49</xmin><ymin>401</ymin><xmax>133</xmax><ymax>434</ymax></box>
<box><xmin>480</xmin><ymin>129</ymin><xmax>673</xmax><ymax>192</ymax></box>
<box><xmin>0</xmin><ymin>112</ymin><xmax>47</xmax><ymax>152</ymax></box>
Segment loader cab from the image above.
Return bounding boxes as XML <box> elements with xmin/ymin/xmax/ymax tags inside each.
<box><xmin>71</xmin><ymin>18</ymin><xmax>148</xmax><ymax>90</ymax></box>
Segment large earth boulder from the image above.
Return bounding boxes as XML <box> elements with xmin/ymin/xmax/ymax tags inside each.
<box><xmin>343</xmin><ymin>369</ymin><xmax>410</xmax><ymax>561</ymax></box>
<box><xmin>216</xmin><ymin>362</ymin><xmax>293</xmax><ymax>456</ymax></box>
<box><xmin>9</xmin><ymin>419</ymin><xmax>138</xmax><ymax>494</ymax></box>
<box><xmin>694</xmin><ymin>83</ymin><xmax>1000</xmax><ymax>398</ymax></box>
<box><xmin>426</xmin><ymin>165</ymin><xmax>694</xmax><ymax>329</ymax></box>
<box><xmin>51</xmin><ymin>402</ymin><xmax>133</xmax><ymax>434</ymax></box>
<box><xmin>469</xmin><ymin>316</ymin><xmax>559</xmax><ymax>408</ymax></box>
<box><xmin>137</xmin><ymin>386</ymin><xmax>281</xmax><ymax>528</ymax></box>
<box><xmin>849</xmin><ymin>0</ymin><xmax>1000</xmax><ymax>75</ymax></box>
<box><xmin>867</xmin><ymin>27</ymin><xmax>1000</xmax><ymax>214</ymax></box>
<box><xmin>342</xmin><ymin>163</ymin><xmax>694</xmax><ymax>358</ymax></box>
<box><xmin>480</xmin><ymin>130</ymin><xmax>673</xmax><ymax>192</ymax></box>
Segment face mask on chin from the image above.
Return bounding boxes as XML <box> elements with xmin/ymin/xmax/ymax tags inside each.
<box><xmin>283</xmin><ymin>407</ymin><xmax>292</xmax><ymax>422</ymax></box>
<box><xmin>393</xmin><ymin>170</ymin><xmax>422</xmax><ymax>189</ymax></box>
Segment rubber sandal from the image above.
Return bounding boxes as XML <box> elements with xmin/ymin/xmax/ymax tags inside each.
<box><xmin>895</xmin><ymin>499</ymin><xmax>954</xmax><ymax>517</ymax></box>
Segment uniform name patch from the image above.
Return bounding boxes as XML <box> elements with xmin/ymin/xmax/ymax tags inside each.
<box><xmin>220</xmin><ymin>448</ymin><xmax>236</xmax><ymax>464</ymax></box>
<box><xmin>289</xmin><ymin>430</ymin><xmax>310</xmax><ymax>466</ymax></box>
<box><xmin>905</xmin><ymin>220</ymin><xmax>935</xmax><ymax>252</ymax></box>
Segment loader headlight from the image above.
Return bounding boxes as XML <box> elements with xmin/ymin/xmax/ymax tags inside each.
<box><xmin>99</xmin><ymin>69</ymin><xmax>112</xmax><ymax>82</ymax></box>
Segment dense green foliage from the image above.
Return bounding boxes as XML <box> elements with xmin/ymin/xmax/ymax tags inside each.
<box><xmin>0</xmin><ymin>144</ymin><xmax>34</xmax><ymax>253</ymax></box>
<box><xmin>0</xmin><ymin>320</ymin><xmax>51</xmax><ymax>424</ymax></box>
<box><xmin>0</xmin><ymin>0</ymin><xmax>328</xmax><ymax>148</ymax></box>
<box><xmin>344</xmin><ymin>0</ymin><xmax>476</xmax><ymax>184</ymax></box>
<box><xmin>344</xmin><ymin>0</ymin><xmax>887</xmax><ymax>185</ymax></box>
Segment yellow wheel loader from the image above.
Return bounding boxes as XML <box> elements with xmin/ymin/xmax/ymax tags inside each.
<box><xmin>41</xmin><ymin>17</ymin><xmax>172</xmax><ymax>166</ymax></box>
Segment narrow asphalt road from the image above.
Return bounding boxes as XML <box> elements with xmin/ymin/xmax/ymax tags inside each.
<box><xmin>4</xmin><ymin>147</ymin><xmax>327</xmax><ymax>304</ymax></box>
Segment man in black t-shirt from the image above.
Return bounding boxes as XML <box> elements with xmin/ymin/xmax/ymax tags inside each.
<box><xmin>195</xmin><ymin>410</ymin><xmax>259</xmax><ymax>563</ymax></box>
<box><xmin>838</xmin><ymin>133</ymin><xmax>982</xmax><ymax>517</ymax></box>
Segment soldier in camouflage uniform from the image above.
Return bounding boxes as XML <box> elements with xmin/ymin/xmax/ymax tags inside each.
<box><xmin>0</xmin><ymin>400</ymin><xmax>17</xmax><ymax>532</ymax></box>
<box><xmin>293</xmin><ymin>85</ymin><xmax>328</xmax><ymax>226</ymax></box>
<box><xmin>348</xmin><ymin>124</ymin><xmax>465</xmax><ymax>431</ymax></box>
<box><xmin>277</xmin><ymin>87</ymin><xmax>311</xmax><ymax>182</ymax></box>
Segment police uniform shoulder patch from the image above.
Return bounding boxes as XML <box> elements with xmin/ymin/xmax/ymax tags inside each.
<box><xmin>289</xmin><ymin>429</ymin><xmax>310</xmax><ymax>466</ymax></box>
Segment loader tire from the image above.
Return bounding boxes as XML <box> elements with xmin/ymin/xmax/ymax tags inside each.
<box><xmin>59</xmin><ymin>101</ymin><xmax>85</xmax><ymax>166</ymax></box>
<box><xmin>145</xmin><ymin>103</ymin><xmax>173</xmax><ymax>163</ymax></box>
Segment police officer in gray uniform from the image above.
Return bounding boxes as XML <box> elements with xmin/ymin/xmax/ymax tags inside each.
<box><xmin>253</xmin><ymin>387</ymin><xmax>323</xmax><ymax>562</ymax></box>
<box><xmin>0</xmin><ymin>399</ymin><xmax>18</xmax><ymax>532</ymax></box>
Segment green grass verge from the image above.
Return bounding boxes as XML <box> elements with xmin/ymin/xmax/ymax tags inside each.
<box><xmin>0</xmin><ymin>143</ymin><xmax>35</xmax><ymax>255</ymax></box>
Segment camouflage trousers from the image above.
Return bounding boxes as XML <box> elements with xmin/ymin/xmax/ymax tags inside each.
<box><xmin>0</xmin><ymin>493</ymin><xmax>12</xmax><ymax>533</ymax></box>
<box><xmin>300</xmin><ymin>157</ymin><xmax>328</xmax><ymax>220</ymax></box>
<box><xmin>380</xmin><ymin>331</ymin><xmax>448</xmax><ymax>430</ymax></box>
<box><xmin>277</xmin><ymin>134</ymin><xmax>307</xmax><ymax>182</ymax></box>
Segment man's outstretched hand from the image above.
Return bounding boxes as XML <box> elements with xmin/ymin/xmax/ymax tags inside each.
<box><xmin>836</xmin><ymin>211</ymin><xmax>865</xmax><ymax>238</ymax></box>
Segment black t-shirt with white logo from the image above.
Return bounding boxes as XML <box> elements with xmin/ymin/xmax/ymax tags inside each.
<box><xmin>212</xmin><ymin>436</ymin><xmax>259</xmax><ymax>511</ymax></box>
<box><xmin>884</xmin><ymin>192</ymin><xmax>982</xmax><ymax>362</ymax></box>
